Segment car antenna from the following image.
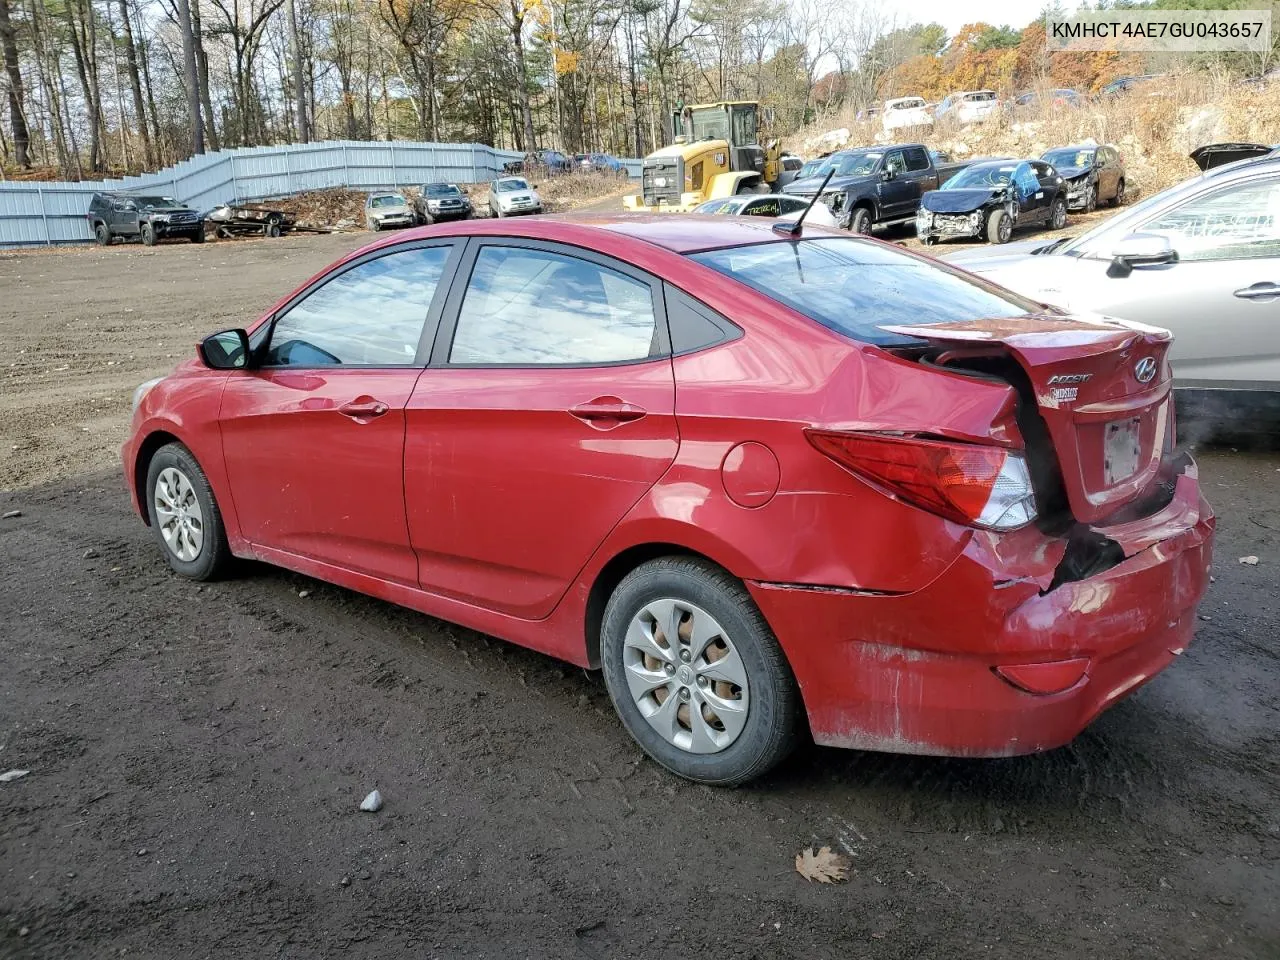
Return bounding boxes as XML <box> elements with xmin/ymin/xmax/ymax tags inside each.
<box><xmin>774</xmin><ymin>167</ymin><xmax>835</xmax><ymax>237</ymax></box>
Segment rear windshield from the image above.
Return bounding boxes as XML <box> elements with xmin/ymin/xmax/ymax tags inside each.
<box><xmin>690</xmin><ymin>238</ymin><xmax>1035</xmax><ymax>345</ymax></box>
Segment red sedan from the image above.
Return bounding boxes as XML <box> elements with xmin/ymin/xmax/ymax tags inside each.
<box><xmin>122</xmin><ymin>215</ymin><xmax>1215</xmax><ymax>785</ymax></box>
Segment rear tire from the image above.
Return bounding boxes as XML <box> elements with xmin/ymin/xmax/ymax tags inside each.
<box><xmin>266</xmin><ymin>217</ymin><xmax>282</xmax><ymax>238</ymax></box>
<box><xmin>144</xmin><ymin>443</ymin><xmax>232</xmax><ymax>582</ymax></box>
<box><xmin>600</xmin><ymin>557</ymin><xmax>802</xmax><ymax>786</ymax></box>
<box><xmin>94</xmin><ymin>223</ymin><xmax>111</xmax><ymax>246</ymax></box>
<box><xmin>987</xmin><ymin>208</ymin><xmax>1012</xmax><ymax>244</ymax></box>
<box><xmin>848</xmin><ymin>206</ymin><xmax>872</xmax><ymax>235</ymax></box>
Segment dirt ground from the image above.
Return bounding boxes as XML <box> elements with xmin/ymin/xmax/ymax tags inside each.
<box><xmin>1</xmin><ymin>226</ymin><xmax>1278</xmax><ymax>959</ymax></box>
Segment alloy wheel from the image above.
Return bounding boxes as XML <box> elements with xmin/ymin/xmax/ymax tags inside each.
<box><xmin>153</xmin><ymin>466</ymin><xmax>204</xmax><ymax>562</ymax></box>
<box><xmin>622</xmin><ymin>598</ymin><xmax>750</xmax><ymax>754</ymax></box>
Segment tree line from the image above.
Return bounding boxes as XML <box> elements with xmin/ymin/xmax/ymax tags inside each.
<box><xmin>0</xmin><ymin>0</ymin><xmax>1275</xmax><ymax>179</ymax></box>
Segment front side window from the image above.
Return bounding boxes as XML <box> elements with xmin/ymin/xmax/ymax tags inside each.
<box><xmin>1142</xmin><ymin>178</ymin><xmax>1280</xmax><ymax>262</ymax></box>
<box><xmin>884</xmin><ymin>152</ymin><xmax>905</xmax><ymax>175</ymax></box>
<box><xmin>690</xmin><ymin>238</ymin><xmax>1035</xmax><ymax>346</ymax></box>
<box><xmin>450</xmin><ymin>247</ymin><xmax>658</xmax><ymax>365</ymax></box>
<box><xmin>265</xmin><ymin>246</ymin><xmax>451</xmax><ymax>366</ymax></box>
<box><xmin>904</xmin><ymin>147</ymin><xmax>929</xmax><ymax>172</ymax></box>
<box><xmin>742</xmin><ymin>197</ymin><xmax>783</xmax><ymax>217</ymax></box>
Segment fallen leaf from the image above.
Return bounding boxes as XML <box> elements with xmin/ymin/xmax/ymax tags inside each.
<box><xmin>1239</xmin><ymin>556</ymin><xmax>1260</xmax><ymax>565</ymax></box>
<box><xmin>0</xmin><ymin>769</ymin><xmax>30</xmax><ymax>783</ymax></box>
<box><xmin>795</xmin><ymin>845</ymin><xmax>850</xmax><ymax>884</ymax></box>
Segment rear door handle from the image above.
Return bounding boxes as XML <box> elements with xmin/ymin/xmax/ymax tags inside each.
<box><xmin>1233</xmin><ymin>282</ymin><xmax>1280</xmax><ymax>302</ymax></box>
<box><xmin>338</xmin><ymin>398</ymin><xmax>389</xmax><ymax>420</ymax></box>
<box><xmin>568</xmin><ymin>397</ymin><xmax>647</xmax><ymax>426</ymax></box>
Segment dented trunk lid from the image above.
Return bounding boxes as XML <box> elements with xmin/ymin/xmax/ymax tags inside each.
<box><xmin>881</xmin><ymin>315</ymin><xmax>1173</xmax><ymax>525</ymax></box>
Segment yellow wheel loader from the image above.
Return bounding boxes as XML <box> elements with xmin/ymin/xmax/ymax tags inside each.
<box><xmin>623</xmin><ymin>101</ymin><xmax>782</xmax><ymax>213</ymax></box>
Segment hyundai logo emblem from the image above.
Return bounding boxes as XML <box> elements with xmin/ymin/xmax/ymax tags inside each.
<box><xmin>1134</xmin><ymin>357</ymin><xmax>1158</xmax><ymax>383</ymax></box>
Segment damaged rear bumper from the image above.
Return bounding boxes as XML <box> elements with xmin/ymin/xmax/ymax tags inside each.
<box><xmin>747</xmin><ymin>459</ymin><xmax>1215</xmax><ymax>758</ymax></box>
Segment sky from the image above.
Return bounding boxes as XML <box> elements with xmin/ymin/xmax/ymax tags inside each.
<box><xmin>891</xmin><ymin>0</ymin><xmax>1043</xmax><ymax>36</ymax></box>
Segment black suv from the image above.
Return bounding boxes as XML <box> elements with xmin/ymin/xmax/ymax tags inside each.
<box><xmin>87</xmin><ymin>192</ymin><xmax>204</xmax><ymax>246</ymax></box>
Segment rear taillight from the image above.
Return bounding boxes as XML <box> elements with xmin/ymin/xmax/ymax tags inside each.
<box><xmin>806</xmin><ymin>431</ymin><xmax>1037</xmax><ymax>531</ymax></box>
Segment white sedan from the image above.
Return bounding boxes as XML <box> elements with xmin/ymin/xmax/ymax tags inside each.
<box><xmin>692</xmin><ymin>193</ymin><xmax>840</xmax><ymax>228</ymax></box>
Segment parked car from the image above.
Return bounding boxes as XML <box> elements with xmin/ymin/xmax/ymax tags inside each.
<box><xmin>854</xmin><ymin>105</ymin><xmax>881</xmax><ymax>122</ymax></box>
<box><xmin>942</xmin><ymin>146</ymin><xmax>1280</xmax><ymax>432</ymax></box>
<box><xmin>123</xmin><ymin>215</ymin><xmax>1214</xmax><ymax>785</ymax></box>
<box><xmin>882</xmin><ymin>96</ymin><xmax>934</xmax><ymax>134</ymax></box>
<box><xmin>936</xmin><ymin>90</ymin><xmax>1000</xmax><ymax>124</ymax></box>
<box><xmin>916</xmin><ymin>159</ymin><xmax>1067</xmax><ymax>245</ymax></box>
<box><xmin>586</xmin><ymin>153</ymin><xmax>626</xmax><ymax>175</ymax></box>
<box><xmin>414</xmin><ymin>182</ymin><xmax>473</xmax><ymax>224</ymax></box>
<box><xmin>87</xmin><ymin>192</ymin><xmax>204</xmax><ymax>246</ymax></box>
<box><xmin>365</xmin><ymin>192</ymin><xmax>415</xmax><ymax>231</ymax></box>
<box><xmin>1041</xmin><ymin>144</ymin><xmax>1126</xmax><ymax>211</ymax></box>
<box><xmin>1010</xmin><ymin>89</ymin><xmax>1083</xmax><ymax>113</ymax></box>
<box><xmin>204</xmin><ymin>202</ymin><xmax>294</xmax><ymax>239</ymax></box>
<box><xmin>691</xmin><ymin>193</ymin><xmax>840</xmax><ymax>228</ymax></box>
<box><xmin>488</xmin><ymin>176</ymin><xmax>543</xmax><ymax>217</ymax></box>
<box><xmin>784</xmin><ymin>144</ymin><xmax>961</xmax><ymax>234</ymax></box>
<box><xmin>776</xmin><ymin>155</ymin><xmax>805</xmax><ymax>188</ymax></box>
<box><xmin>1097</xmin><ymin>74</ymin><xmax>1164</xmax><ymax>99</ymax></box>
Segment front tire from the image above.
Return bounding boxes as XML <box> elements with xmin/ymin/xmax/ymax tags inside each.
<box><xmin>141</xmin><ymin>224</ymin><xmax>156</xmax><ymax>246</ymax></box>
<box><xmin>987</xmin><ymin>207</ymin><xmax>1012</xmax><ymax>243</ymax></box>
<box><xmin>1111</xmin><ymin>179</ymin><xmax>1125</xmax><ymax>206</ymax></box>
<box><xmin>848</xmin><ymin>206</ymin><xmax>872</xmax><ymax>235</ymax></box>
<box><xmin>144</xmin><ymin>443</ymin><xmax>232</xmax><ymax>581</ymax></box>
<box><xmin>600</xmin><ymin>557</ymin><xmax>801</xmax><ymax>786</ymax></box>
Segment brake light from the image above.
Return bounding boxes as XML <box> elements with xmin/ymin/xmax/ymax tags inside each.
<box><xmin>806</xmin><ymin>431</ymin><xmax>1037</xmax><ymax>531</ymax></box>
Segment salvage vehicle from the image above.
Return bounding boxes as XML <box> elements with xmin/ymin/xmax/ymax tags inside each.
<box><xmin>943</xmin><ymin>147</ymin><xmax>1280</xmax><ymax>433</ymax></box>
<box><xmin>783</xmin><ymin>144</ymin><xmax>966</xmax><ymax>234</ymax></box>
<box><xmin>936</xmin><ymin>90</ymin><xmax>1000</xmax><ymax>124</ymax></box>
<box><xmin>488</xmin><ymin>177</ymin><xmax>543</xmax><ymax>217</ymax></box>
<box><xmin>87</xmin><ymin>192</ymin><xmax>204</xmax><ymax>246</ymax></box>
<box><xmin>881</xmin><ymin>96</ymin><xmax>934</xmax><ymax>134</ymax></box>
<box><xmin>1010</xmin><ymin>88</ymin><xmax>1083</xmax><ymax>114</ymax></box>
<box><xmin>916</xmin><ymin>159</ymin><xmax>1067</xmax><ymax>245</ymax></box>
<box><xmin>123</xmin><ymin>215</ymin><xmax>1215</xmax><ymax>785</ymax></box>
<box><xmin>623</xmin><ymin>100</ymin><xmax>783</xmax><ymax>212</ymax></box>
<box><xmin>365</xmin><ymin>192</ymin><xmax>416</xmax><ymax>231</ymax></box>
<box><xmin>1041</xmin><ymin>144</ymin><xmax>1126</xmax><ymax>212</ymax></box>
<box><xmin>691</xmin><ymin>192</ymin><xmax>840</xmax><ymax>228</ymax></box>
<box><xmin>414</xmin><ymin>183</ymin><xmax>473</xmax><ymax>224</ymax></box>
<box><xmin>204</xmin><ymin>202</ymin><xmax>295</xmax><ymax>239</ymax></box>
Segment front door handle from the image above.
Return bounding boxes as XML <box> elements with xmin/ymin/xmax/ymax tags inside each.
<box><xmin>1234</xmin><ymin>282</ymin><xmax>1280</xmax><ymax>302</ymax></box>
<box><xmin>338</xmin><ymin>398</ymin><xmax>389</xmax><ymax>420</ymax></box>
<box><xmin>568</xmin><ymin>396</ymin><xmax>647</xmax><ymax>427</ymax></box>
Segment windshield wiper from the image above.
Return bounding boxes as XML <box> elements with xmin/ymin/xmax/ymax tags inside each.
<box><xmin>1036</xmin><ymin>236</ymin><xmax>1074</xmax><ymax>255</ymax></box>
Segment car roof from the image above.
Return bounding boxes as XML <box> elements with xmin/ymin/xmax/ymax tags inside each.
<box><xmin>356</xmin><ymin>213</ymin><xmax>799</xmax><ymax>256</ymax></box>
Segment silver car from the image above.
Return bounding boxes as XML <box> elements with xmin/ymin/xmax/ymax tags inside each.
<box><xmin>944</xmin><ymin>149</ymin><xmax>1280</xmax><ymax>430</ymax></box>
<box><xmin>489</xmin><ymin>177</ymin><xmax>543</xmax><ymax>217</ymax></box>
<box><xmin>365</xmin><ymin>191</ymin><xmax>415</xmax><ymax>231</ymax></box>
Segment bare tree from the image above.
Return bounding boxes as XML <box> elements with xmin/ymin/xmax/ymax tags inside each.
<box><xmin>0</xmin><ymin>0</ymin><xmax>30</xmax><ymax>167</ymax></box>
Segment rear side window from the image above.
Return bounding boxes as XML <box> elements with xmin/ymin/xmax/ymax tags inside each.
<box><xmin>449</xmin><ymin>246</ymin><xmax>658</xmax><ymax>365</ymax></box>
<box><xmin>904</xmin><ymin>147</ymin><xmax>929</xmax><ymax>171</ymax></box>
<box><xmin>664</xmin><ymin>285</ymin><xmax>741</xmax><ymax>354</ymax></box>
<box><xmin>265</xmin><ymin>245</ymin><xmax>451</xmax><ymax>366</ymax></box>
<box><xmin>690</xmin><ymin>238</ymin><xmax>1035</xmax><ymax>346</ymax></box>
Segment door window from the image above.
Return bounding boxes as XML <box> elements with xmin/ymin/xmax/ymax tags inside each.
<box><xmin>904</xmin><ymin>147</ymin><xmax>929</xmax><ymax>171</ymax></box>
<box><xmin>884</xmin><ymin>152</ymin><xmax>906</xmax><ymax>175</ymax></box>
<box><xmin>1142</xmin><ymin>178</ymin><xmax>1280</xmax><ymax>262</ymax></box>
<box><xmin>742</xmin><ymin>197</ymin><xmax>783</xmax><ymax>217</ymax></box>
<box><xmin>449</xmin><ymin>246</ymin><xmax>658</xmax><ymax>365</ymax></box>
<box><xmin>265</xmin><ymin>245</ymin><xmax>451</xmax><ymax>366</ymax></box>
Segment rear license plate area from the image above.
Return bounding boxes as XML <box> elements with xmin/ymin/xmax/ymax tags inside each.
<box><xmin>1104</xmin><ymin>418</ymin><xmax>1141</xmax><ymax>484</ymax></box>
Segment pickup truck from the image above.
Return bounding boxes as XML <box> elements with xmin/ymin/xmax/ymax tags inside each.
<box><xmin>781</xmin><ymin>143</ymin><xmax>968</xmax><ymax>234</ymax></box>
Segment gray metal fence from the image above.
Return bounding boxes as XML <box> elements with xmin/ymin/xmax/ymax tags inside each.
<box><xmin>0</xmin><ymin>141</ymin><xmax>641</xmax><ymax>248</ymax></box>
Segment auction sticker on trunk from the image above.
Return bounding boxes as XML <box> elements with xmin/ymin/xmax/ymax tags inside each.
<box><xmin>1104</xmin><ymin>418</ymin><xmax>1142</xmax><ymax>484</ymax></box>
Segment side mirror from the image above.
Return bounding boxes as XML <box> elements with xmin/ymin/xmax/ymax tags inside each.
<box><xmin>199</xmin><ymin>328</ymin><xmax>250</xmax><ymax>369</ymax></box>
<box><xmin>1108</xmin><ymin>233</ymin><xmax>1177</xmax><ymax>278</ymax></box>
<box><xmin>881</xmin><ymin>168</ymin><xmax>896</xmax><ymax>181</ymax></box>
